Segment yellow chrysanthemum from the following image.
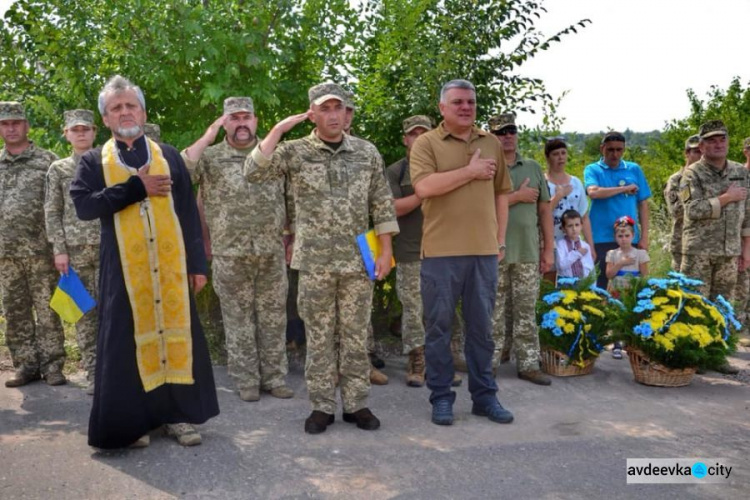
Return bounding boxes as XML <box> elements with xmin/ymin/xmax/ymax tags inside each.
<box><xmin>652</xmin><ymin>297</ymin><xmax>670</xmax><ymax>306</ymax></box>
<box><xmin>666</xmin><ymin>289</ymin><xmax>682</xmax><ymax>298</ymax></box>
<box><xmin>584</xmin><ymin>324</ymin><xmax>592</xmax><ymax>332</ymax></box>
<box><xmin>579</xmin><ymin>291</ymin><xmax>600</xmax><ymax>302</ymax></box>
<box><xmin>582</xmin><ymin>305</ymin><xmax>604</xmax><ymax>318</ymax></box>
<box><xmin>684</xmin><ymin>306</ymin><xmax>704</xmax><ymax>319</ymax></box>
<box><xmin>563</xmin><ymin>322</ymin><xmax>575</xmax><ymax>334</ymax></box>
<box><xmin>654</xmin><ymin>335</ymin><xmax>675</xmax><ymax>351</ymax></box>
<box><xmin>561</xmin><ymin>290</ymin><xmax>577</xmax><ymax>305</ymax></box>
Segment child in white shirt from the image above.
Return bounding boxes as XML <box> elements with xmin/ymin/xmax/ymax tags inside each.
<box><xmin>555</xmin><ymin>209</ymin><xmax>595</xmax><ymax>279</ymax></box>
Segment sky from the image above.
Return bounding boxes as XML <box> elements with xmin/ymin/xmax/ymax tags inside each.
<box><xmin>1</xmin><ymin>0</ymin><xmax>749</xmax><ymax>132</ymax></box>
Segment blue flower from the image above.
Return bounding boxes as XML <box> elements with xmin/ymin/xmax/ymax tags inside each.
<box><xmin>715</xmin><ymin>295</ymin><xmax>736</xmax><ymax>315</ymax></box>
<box><xmin>552</xmin><ymin>326</ymin><xmax>564</xmax><ymax>337</ymax></box>
<box><xmin>634</xmin><ymin>323</ymin><xmax>653</xmax><ymax>338</ymax></box>
<box><xmin>557</xmin><ymin>277</ymin><xmax>579</xmax><ymax>286</ymax></box>
<box><xmin>667</xmin><ymin>271</ymin><xmax>686</xmax><ymax>280</ymax></box>
<box><xmin>542</xmin><ymin>291</ymin><xmax>564</xmax><ymax>305</ymax></box>
<box><xmin>647</xmin><ymin>278</ymin><xmax>671</xmax><ymax>290</ymax></box>
<box><xmin>633</xmin><ymin>306</ymin><xmax>644</xmax><ymax>313</ymax></box>
<box><xmin>637</xmin><ymin>288</ymin><xmax>656</xmax><ymax>299</ymax></box>
<box><xmin>668</xmin><ymin>271</ymin><xmax>704</xmax><ymax>288</ymax></box>
<box><xmin>541</xmin><ymin>310</ymin><xmax>560</xmax><ymax>330</ymax></box>
<box><xmin>589</xmin><ymin>285</ymin><xmax>612</xmax><ymax>299</ymax></box>
<box><xmin>610</xmin><ymin>298</ymin><xmax>626</xmax><ymax>309</ymax></box>
<box><xmin>636</xmin><ymin>299</ymin><xmax>656</xmax><ymax>311</ymax></box>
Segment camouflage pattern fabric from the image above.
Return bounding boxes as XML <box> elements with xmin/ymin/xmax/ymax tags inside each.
<box><xmin>45</xmin><ymin>154</ymin><xmax>101</xmax><ymax>255</ymax></box>
<box><xmin>0</xmin><ymin>257</ymin><xmax>65</xmax><ymax>375</ymax></box>
<box><xmin>664</xmin><ymin>167</ymin><xmax>684</xmax><ymax>265</ymax></box>
<box><xmin>212</xmin><ymin>254</ymin><xmax>289</xmax><ymax>391</ymax></box>
<box><xmin>0</xmin><ymin>144</ymin><xmax>59</xmax><ymax>257</ymax></box>
<box><xmin>298</xmin><ymin>270</ymin><xmax>372</xmax><ymax>414</ymax></box>
<box><xmin>680</xmin><ymin>254</ymin><xmax>738</xmax><ymax>301</ymax></box>
<box><xmin>397</xmin><ymin>260</ymin><xmax>424</xmax><ymax>354</ymax></box>
<box><xmin>0</xmin><ymin>101</ymin><xmax>25</xmax><ymax>121</ymax></box>
<box><xmin>223</xmin><ymin>97</ymin><xmax>254</xmax><ymax>115</ymax></box>
<box><xmin>733</xmin><ymin>267</ymin><xmax>750</xmax><ymax>322</ymax></box>
<box><xmin>245</xmin><ymin>131</ymin><xmax>399</xmax><ymax>273</ymax></box>
<box><xmin>183</xmin><ymin>139</ymin><xmax>286</xmax><ymax>256</ymax></box>
<box><xmin>680</xmin><ymin>159</ymin><xmax>750</xmax><ymax>257</ymax></box>
<box><xmin>493</xmin><ymin>261</ymin><xmax>541</xmax><ymax>372</ymax></box>
<box><xmin>63</xmin><ymin>109</ymin><xmax>94</xmax><ymax>128</ymax></box>
<box><xmin>68</xmin><ymin>245</ymin><xmax>100</xmax><ymax>380</ymax></box>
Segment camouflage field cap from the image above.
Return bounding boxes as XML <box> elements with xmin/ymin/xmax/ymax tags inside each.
<box><xmin>684</xmin><ymin>134</ymin><xmax>700</xmax><ymax>150</ymax></box>
<box><xmin>743</xmin><ymin>137</ymin><xmax>750</xmax><ymax>150</ymax></box>
<box><xmin>143</xmin><ymin>123</ymin><xmax>161</xmax><ymax>141</ymax></box>
<box><xmin>488</xmin><ymin>112</ymin><xmax>516</xmax><ymax>132</ymax></box>
<box><xmin>0</xmin><ymin>101</ymin><xmax>26</xmax><ymax>121</ymax></box>
<box><xmin>223</xmin><ymin>97</ymin><xmax>254</xmax><ymax>115</ymax></box>
<box><xmin>308</xmin><ymin>83</ymin><xmax>346</xmax><ymax>105</ymax></box>
<box><xmin>63</xmin><ymin>109</ymin><xmax>95</xmax><ymax>129</ymax></box>
<box><xmin>344</xmin><ymin>90</ymin><xmax>356</xmax><ymax>110</ymax></box>
<box><xmin>402</xmin><ymin>115</ymin><xmax>433</xmax><ymax>134</ymax></box>
<box><xmin>698</xmin><ymin>120</ymin><xmax>728</xmax><ymax>140</ymax></box>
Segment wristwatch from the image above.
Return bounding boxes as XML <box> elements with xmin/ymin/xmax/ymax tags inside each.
<box><xmin>498</xmin><ymin>243</ymin><xmax>506</xmax><ymax>251</ymax></box>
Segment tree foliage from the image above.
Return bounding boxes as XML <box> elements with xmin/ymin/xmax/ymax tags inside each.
<box><xmin>1</xmin><ymin>0</ymin><xmax>589</xmax><ymax>162</ymax></box>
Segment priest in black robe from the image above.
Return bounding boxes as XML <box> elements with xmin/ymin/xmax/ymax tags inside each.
<box><xmin>71</xmin><ymin>75</ymin><xmax>219</xmax><ymax>449</ymax></box>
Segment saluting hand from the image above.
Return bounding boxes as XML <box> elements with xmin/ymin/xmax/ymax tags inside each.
<box><xmin>273</xmin><ymin>112</ymin><xmax>312</xmax><ymax>136</ymax></box>
<box><xmin>137</xmin><ymin>164</ymin><xmax>172</xmax><ymax>197</ymax></box>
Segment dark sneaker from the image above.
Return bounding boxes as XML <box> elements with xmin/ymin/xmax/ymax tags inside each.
<box><xmin>431</xmin><ymin>399</ymin><xmax>454</xmax><ymax>426</ymax></box>
<box><xmin>342</xmin><ymin>408</ymin><xmax>381</xmax><ymax>431</ymax></box>
<box><xmin>304</xmin><ymin>411</ymin><xmax>335</xmax><ymax>434</ymax></box>
<box><xmin>369</xmin><ymin>353</ymin><xmax>385</xmax><ymax>369</ymax></box>
<box><xmin>472</xmin><ymin>400</ymin><xmax>514</xmax><ymax>424</ymax></box>
<box><xmin>45</xmin><ymin>371</ymin><xmax>67</xmax><ymax>386</ymax></box>
<box><xmin>5</xmin><ymin>370</ymin><xmax>41</xmax><ymax>388</ymax></box>
<box><xmin>517</xmin><ymin>370</ymin><xmax>552</xmax><ymax>386</ymax></box>
<box><xmin>714</xmin><ymin>362</ymin><xmax>740</xmax><ymax>375</ymax></box>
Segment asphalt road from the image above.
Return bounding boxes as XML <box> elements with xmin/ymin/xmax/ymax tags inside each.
<box><xmin>1</xmin><ymin>350</ymin><xmax>749</xmax><ymax>499</ymax></box>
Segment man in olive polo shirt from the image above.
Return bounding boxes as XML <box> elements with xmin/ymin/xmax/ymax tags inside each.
<box><xmin>489</xmin><ymin>112</ymin><xmax>554</xmax><ymax>386</ymax></box>
<box><xmin>410</xmin><ymin>79</ymin><xmax>514</xmax><ymax>426</ymax></box>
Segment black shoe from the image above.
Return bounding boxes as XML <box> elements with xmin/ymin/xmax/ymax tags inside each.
<box><xmin>342</xmin><ymin>408</ymin><xmax>381</xmax><ymax>430</ymax></box>
<box><xmin>369</xmin><ymin>353</ymin><xmax>385</xmax><ymax>369</ymax></box>
<box><xmin>304</xmin><ymin>411</ymin><xmax>334</xmax><ymax>434</ymax></box>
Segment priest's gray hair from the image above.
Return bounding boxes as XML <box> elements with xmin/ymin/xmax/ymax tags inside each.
<box><xmin>439</xmin><ymin>79</ymin><xmax>475</xmax><ymax>103</ymax></box>
<box><xmin>98</xmin><ymin>75</ymin><xmax>146</xmax><ymax>115</ymax></box>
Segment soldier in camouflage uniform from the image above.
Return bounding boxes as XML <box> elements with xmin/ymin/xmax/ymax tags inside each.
<box><xmin>680</xmin><ymin>121</ymin><xmax>749</xmax><ymax>375</ymax></box>
<box><xmin>44</xmin><ymin>109</ymin><xmax>100</xmax><ymax>394</ymax></box>
<box><xmin>0</xmin><ymin>101</ymin><xmax>66</xmax><ymax>387</ymax></box>
<box><xmin>664</xmin><ymin>135</ymin><xmax>702</xmax><ymax>271</ymax></box>
<box><xmin>182</xmin><ymin>97</ymin><xmax>293</xmax><ymax>402</ymax></box>
<box><xmin>245</xmin><ymin>83</ymin><xmax>399</xmax><ymax>434</ymax></box>
<box><xmin>734</xmin><ymin>137</ymin><xmax>750</xmax><ymax>322</ymax></box>
<box><xmin>489</xmin><ymin>113</ymin><xmax>554</xmax><ymax>386</ymax></box>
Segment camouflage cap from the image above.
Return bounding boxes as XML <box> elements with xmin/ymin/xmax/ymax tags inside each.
<box><xmin>308</xmin><ymin>83</ymin><xmax>346</xmax><ymax>105</ymax></box>
<box><xmin>743</xmin><ymin>137</ymin><xmax>750</xmax><ymax>150</ymax></box>
<box><xmin>223</xmin><ymin>96</ymin><xmax>254</xmax><ymax>115</ymax></box>
<box><xmin>488</xmin><ymin>112</ymin><xmax>516</xmax><ymax>132</ymax></box>
<box><xmin>143</xmin><ymin>123</ymin><xmax>161</xmax><ymax>141</ymax></box>
<box><xmin>344</xmin><ymin>90</ymin><xmax>356</xmax><ymax>110</ymax></box>
<box><xmin>698</xmin><ymin>120</ymin><xmax>728</xmax><ymax>140</ymax></box>
<box><xmin>0</xmin><ymin>101</ymin><xmax>26</xmax><ymax>122</ymax></box>
<box><xmin>684</xmin><ymin>134</ymin><xmax>700</xmax><ymax>150</ymax></box>
<box><xmin>63</xmin><ymin>109</ymin><xmax>95</xmax><ymax>129</ymax></box>
<box><xmin>402</xmin><ymin>115</ymin><xmax>434</xmax><ymax>134</ymax></box>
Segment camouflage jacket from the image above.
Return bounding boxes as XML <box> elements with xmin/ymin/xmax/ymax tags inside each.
<box><xmin>680</xmin><ymin>159</ymin><xmax>750</xmax><ymax>256</ymax></box>
<box><xmin>182</xmin><ymin>138</ymin><xmax>285</xmax><ymax>256</ymax></box>
<box><xmin>664</xmin><ymin>167</ymin><xmax>684</xmax><ymax>254</ymax></box>
<box><xmin>245</xmin><ymin>131</ymin><xmax>399</xmax><ymax>273</ymax></box>
<box><xmin>45</xmin><ymin>154</ymin><xmax>101</xmax><ymax>255</ymax></box>
<box><xmin>0</xmin><ymin>143</ymin><xmax>58</xmax><ymax>257</ymax></box>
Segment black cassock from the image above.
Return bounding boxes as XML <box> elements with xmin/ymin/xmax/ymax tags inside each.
<box><xmin>71</xmin><ymin>135</ymin><xmax>219</xmax><ymax>449</ymax></box>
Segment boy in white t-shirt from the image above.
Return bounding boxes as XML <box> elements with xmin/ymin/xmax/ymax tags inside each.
<box><xmin>555</xmin><ymin>209</ymin><xmax>595</xmax><ymax>279</ymax></box>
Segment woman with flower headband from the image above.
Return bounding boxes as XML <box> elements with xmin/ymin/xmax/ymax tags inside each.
<box><xmin>606</xmin><ymin>215</ymin><xmax>649</xmax><ymax>359</ymax></box>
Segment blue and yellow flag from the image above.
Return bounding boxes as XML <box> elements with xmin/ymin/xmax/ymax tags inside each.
<box><xmin>356</xmin><ymin>229</ymin><xmax>396</xmax><ymax>280</ymax></box>
<box><xmin>49</xmin><ymin>267</ymin><xmax>96</xmax><ymax>323</ymax></box>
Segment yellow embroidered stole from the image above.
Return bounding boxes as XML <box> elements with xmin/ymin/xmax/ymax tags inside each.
<box><xmin>102</xmin><ymin>138</ymin><xmax>194</xmax><ymax>392</ymax></box>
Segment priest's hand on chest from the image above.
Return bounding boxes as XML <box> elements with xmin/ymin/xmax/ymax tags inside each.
<box><xmin>137</xmin><ymin>164</ymin><xmax>172</xmax><ymax>196</ymax></box>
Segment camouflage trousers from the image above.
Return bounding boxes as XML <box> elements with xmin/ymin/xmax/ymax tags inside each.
<box><xmin>397</xmin><ymin>261</ymin><xmax>425</xmax><ymax>354</ymax></box>
<box><xmin>69</xmin><ymin>245</ymin><xmax>100</xmax><ymax>381</ymax></box>
<box><xmin>493</xmin><ymin>261</ymin><xmax>541</xmax><ymax>372</ymax></box>
<box><xmin>0</xmin><ymin>256</ymin><xmax>65</xmax><ymax>375</ymax></box>
<box><xmin>298</xmin><ymin>270</ymin><xmax>372</xmax><ymax>414</ymax></box>
<box><xmin>681</xmin><ymin>254</ymin><xmax>738</xmax><ymax>301</ymax></box>
<box><xmin>212</xmin><ymin>254</ymin><xmax>288</xmax><ymax>391</ymax></box>
<box><xmin>734</xmin><ymin>266</ymin><xmax>750</xmax><ymax>322</ymax></box>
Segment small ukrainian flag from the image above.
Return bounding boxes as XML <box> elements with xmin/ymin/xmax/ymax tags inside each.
<box><xmin>356</xmin><ymin>229</ymin><xmax>396</xmax><ymax>280</ymax></box>
<box><xmin>49</xmin><ymin>267</ymin><xmax>96</xmax><ymax>323</ymax></box>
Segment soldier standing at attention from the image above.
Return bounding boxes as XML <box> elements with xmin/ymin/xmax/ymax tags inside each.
<box><xmin>680</xmin><ymin>120</ymin><xmax>748</xmax><ymax>375</ymax></box>
<box><xmin>44</xmin><ymin>109</ymin><xmax>100</xmax><ymax>394</ymax></box>
<box><xmin>489</xmin><ymin>112</ymin><xmax>554</xmax><ymax>386</ymax></box>
<box><xmin>245</xmin><ymin>83</ymin><xmax>399</xmax><ymax>434</ymax></box>
<box><xmin>182</xmin><ymin>97</ymin><xmax>293</xmax><ymax>402</ymax></box>
<box><xmin>664</xmin><ymin>134</ymin><xmax>702</xmax><ymax>271</ymax></box>
<box><xmin>0</xmin><ymin>101</ymin><xmax>67</xmax><ymax>388</ymax></box>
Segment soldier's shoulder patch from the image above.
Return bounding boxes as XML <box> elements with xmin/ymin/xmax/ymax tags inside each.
<box><xmin>680</xmin><ymin>185</ymin><xmax>691</xmax><ymax>202</ymax></box>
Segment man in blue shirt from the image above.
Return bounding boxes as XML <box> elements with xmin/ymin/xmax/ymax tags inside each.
<box><xmin>584</xmin><ymin>131</ymin><xmax>651</xmax><ymax>290</ymax></box>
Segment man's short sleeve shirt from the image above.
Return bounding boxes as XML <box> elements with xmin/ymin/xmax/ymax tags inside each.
<box><xmin>505</xmin><ymin>154</ymin><xmax>550</xmax><ymax>264</ymax></box>
<box><xmin>386</xmin><ymin>157</ymin><xmax>422</xmax><ymax>263</ymax></box>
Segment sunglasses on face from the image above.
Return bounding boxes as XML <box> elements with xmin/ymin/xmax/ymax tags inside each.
<box><xmin>493</xmin><ymin>126</ymin><xmax>517</xmax><ymax>136</ymax></box>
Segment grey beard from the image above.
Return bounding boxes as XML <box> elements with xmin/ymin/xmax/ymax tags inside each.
<box><xmin>117</xmin><ymin>125</ymin><xmax>142</xmax><ymax>138</ymax></box>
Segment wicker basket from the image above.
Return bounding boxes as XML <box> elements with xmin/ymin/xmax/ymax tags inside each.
<box><xmin>540</xmin><ymin>348</ymin><xmax>596</xmax><ymax>377</ymax></box>
<box><xmin>627</xmin><ymin>347</ymin><xmax>696</xmax><ymax>387</ymax></box>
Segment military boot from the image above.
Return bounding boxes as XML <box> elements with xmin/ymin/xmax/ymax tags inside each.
<box><xmin>370</xmin><ymin>366</ymin><xmax>389</xmax><ymax>385</ymax></box>
<box><xmin>518</xmin><ymin>369</ymin><xmax>552</xmax><ymax>386</ymax></box>
<box><xmin>406</xmin><ymin>347</ymin><xmax>425</xmax><ymax>387</ymax></box>
<box><xmin>4</xmin><ymin>369</ymin><xmax>41</xmax><ymax>388</ymax></box>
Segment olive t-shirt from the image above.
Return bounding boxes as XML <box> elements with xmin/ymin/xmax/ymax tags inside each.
<box><xmin>506</xmin><ymin>154</ymin><xmax>550</xmax><ymax>264</ymax></box>
<box><xmin>385</xmin><ymin>157</ymin><xmax>422</xmax><ymax>263</ymax></box>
